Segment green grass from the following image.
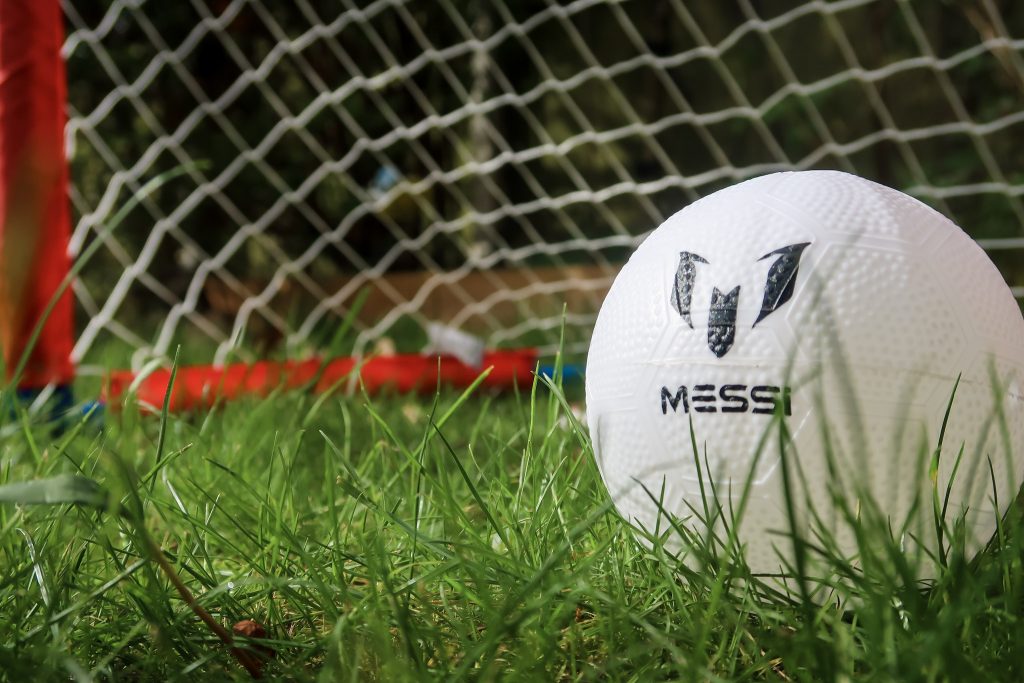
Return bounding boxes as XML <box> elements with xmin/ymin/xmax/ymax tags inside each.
<box><xmin>1</xmin><ymin>368</ymin><xmax>1023</xmax><ymax>682</ymax></box>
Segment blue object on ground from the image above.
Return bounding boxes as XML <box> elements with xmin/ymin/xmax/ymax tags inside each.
<box><xmin>15</xmin><ymin>384</ymin><xmax>73</xmax><ymax>421</ymax></box>
<box><xmin>10</xmin><ymin>385</ymin><xmax>104</xmax><ymax>434</ymax></box>
<box><xmin>538</xmin><ymin>363</ymin><xmax>584</xmax><ymax>383</ymax></box>
<box><xmin>80</xmin><ymin>400</ymin><xmax>106</xmax><ymax>426</ymax></box>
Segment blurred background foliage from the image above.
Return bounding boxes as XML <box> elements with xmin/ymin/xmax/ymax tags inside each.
<box><xmin>62</xmin><ymin>0</ymin><xmax>1024</xmax><ymax>360</ymax></box>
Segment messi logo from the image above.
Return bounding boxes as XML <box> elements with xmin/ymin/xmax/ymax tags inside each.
<box><xmin>670</xmin><ymin>242</ymin><xmax>811</xmax><ymax>357</ymax></box>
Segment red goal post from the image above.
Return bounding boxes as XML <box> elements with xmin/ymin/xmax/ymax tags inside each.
<box><xmin>0</xmin><ymin>0</ymin><xmax>75</xmax><ymax>392</ymax></box>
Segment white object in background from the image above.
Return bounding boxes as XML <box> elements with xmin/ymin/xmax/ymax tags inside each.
<box><xmin>426</xmin><ymin>322</ymin><xmax>486</xmax><ymax>368</ymax></box>
<box><xmin>586</xmin><ymin>170</ymin><xmax>1024</xmax><ymax>576</ymax></box>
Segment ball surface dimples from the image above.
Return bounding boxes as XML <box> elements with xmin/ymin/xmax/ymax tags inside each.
<box><xmin>585</xmin><ymin>170</ymin><xmax>1024</xmax><ymax>575</ymax></box>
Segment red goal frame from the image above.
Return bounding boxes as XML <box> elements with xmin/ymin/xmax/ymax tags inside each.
<box><xmin>0</xmin><ymin>0</ymin><xmax>75</xmax><ymax>390</ymax></box>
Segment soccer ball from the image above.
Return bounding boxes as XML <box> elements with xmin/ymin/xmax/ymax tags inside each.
<box><xmin>585</xmin><ymin>171</ymin><xmax>1024</xmax><ymax>576</ymax></box>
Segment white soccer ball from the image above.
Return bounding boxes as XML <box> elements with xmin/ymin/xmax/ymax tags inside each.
<box><xmin>585</xmin><ymin>170</ymin><xmax>1024</xmax><ymax>576</ymax></box>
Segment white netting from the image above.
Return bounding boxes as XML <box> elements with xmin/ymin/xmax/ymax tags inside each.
<box><xmin>61</xmin><ymin>0</ymin><xmax>1024</xmax><ymax>373</ymax></box>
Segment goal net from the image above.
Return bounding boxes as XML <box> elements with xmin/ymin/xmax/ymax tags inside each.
<box><xmin>60</xmin><ymin>0</ymin><xmax>1024</xmax><ymax>377</ymax></box>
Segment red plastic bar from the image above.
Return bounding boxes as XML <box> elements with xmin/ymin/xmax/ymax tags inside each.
<box><xmin>104</xmin><ymin>349</ymin><xmax>539</xmax><ymax>412</ymax></box>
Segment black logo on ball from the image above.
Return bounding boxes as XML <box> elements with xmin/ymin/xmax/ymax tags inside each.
<box><xmin>671</xmin><ymin>243</ymin><xmax>810</xmax><ymax>357</ymax></box>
